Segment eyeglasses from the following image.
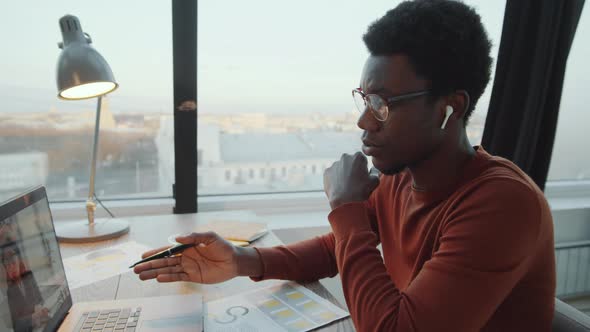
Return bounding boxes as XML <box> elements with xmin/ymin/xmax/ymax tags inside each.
<box><xmin>352</xmin><ymin>88</ymin><xmax>430</xmax><ymax>122</ymax></box>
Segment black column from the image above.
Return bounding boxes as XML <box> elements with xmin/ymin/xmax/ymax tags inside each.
<box><xmin>172</xmin><ymin>0</ymin><xmax>197</xmax><ymax>213</ymax></box>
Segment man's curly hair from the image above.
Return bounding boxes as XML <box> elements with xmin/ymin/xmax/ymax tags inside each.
<box><xmin>363</xmin><ymin>0</ymin><xmax>492</xmax><ymax>124</ymax></box>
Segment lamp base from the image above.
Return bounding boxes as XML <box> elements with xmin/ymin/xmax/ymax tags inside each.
<box><xmin>55</xmin><ymin>218</ymin><xmax>130</xmax><ymax>243</ymax></box>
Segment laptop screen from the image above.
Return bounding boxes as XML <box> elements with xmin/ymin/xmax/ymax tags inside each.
<box><xmin>0</xmin><ymin>186</ymin><xmax>72</xmax><ymax>332</ymax></box>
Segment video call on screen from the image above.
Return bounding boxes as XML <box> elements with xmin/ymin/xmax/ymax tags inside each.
<box><xmin>1</xmin><ymin>199</ymin><xmax>70</xmax><ymax>332</ymax></box>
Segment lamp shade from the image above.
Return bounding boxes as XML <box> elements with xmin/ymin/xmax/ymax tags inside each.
<box><xmin>56</xmin><ymin>15</ymin><xmax>118</xmax><ymax>100</ymax></box>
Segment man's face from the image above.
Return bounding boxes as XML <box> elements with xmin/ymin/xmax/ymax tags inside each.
<box><xmin>357</xmin><ymin>55</ymin><xmax>444</xmax><ymax>175</ymax></box>
<box><xmin>3</xmin><ymin>250</ymin><xmax>22</xmax><ymax>280</ymax></box>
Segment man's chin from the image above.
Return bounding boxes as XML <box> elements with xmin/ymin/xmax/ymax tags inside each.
<box><xmin>381</xmin><ymin>167</ymin><xmax>407</xmax><ymax>176</ymax></box>
<box><xmin>373</xmin><ymin>160</ymin><xmax>406</xmax><ymax>176</ymax></box>
<box><xmin>369</xmin><ymin>155</ymin><xmax>406</xmax><ymax>175</ymax></box>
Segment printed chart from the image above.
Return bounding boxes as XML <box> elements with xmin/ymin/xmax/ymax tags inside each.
<box><xmin>205</xmin><ymin>282</ymin><xmax>349</xmax><ymax>332</ymax></box>
<box><xmin>63</xmin><ymin>241</ymin><xmax>151</xmax><ymax>289</ymax></box>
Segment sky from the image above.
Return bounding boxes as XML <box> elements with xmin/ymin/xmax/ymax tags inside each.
<box><xmin>0</xmin><ymin>0</ymin><xmax>506</xmax><ymax>116</ymax></box>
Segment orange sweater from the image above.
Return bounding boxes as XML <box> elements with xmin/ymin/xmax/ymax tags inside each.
<box><xmin>254</xmin><ymin>147</ymin><xmax>556</xmax><ymax>331</ymax></box>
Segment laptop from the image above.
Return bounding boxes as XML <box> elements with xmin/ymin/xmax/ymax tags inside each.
<box><xmin>0</xmin><ymin>186</ymin><xmax>203</xmax><ymax>332</ymax></box>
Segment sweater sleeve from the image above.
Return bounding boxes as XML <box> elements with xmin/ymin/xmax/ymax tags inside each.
<box><xmin>251</xmin><ymin>233</ymin><xmax>338</xmax><ymax>282</ymax></box>
<box><xmin>252</xmin><ymin>196</ymin><xmax>379</xmax><ymax>282</ymax></box>
<box><xmin>329</xmin><ymin>180</ymin><xmax>543</xmax><ymax>332</ymax></box>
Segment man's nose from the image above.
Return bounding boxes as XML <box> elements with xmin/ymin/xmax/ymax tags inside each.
<box><xmin>357</xmin><ymin>107</ymin><xmax>380</xmax><ymax>132</ymax></box>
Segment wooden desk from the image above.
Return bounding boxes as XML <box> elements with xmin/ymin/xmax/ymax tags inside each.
<box><xmin>58</xmin><ymin>212</ymin><xmax>355</xmax><ymax>331</ymax></box>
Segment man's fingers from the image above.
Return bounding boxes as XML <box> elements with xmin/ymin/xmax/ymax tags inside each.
<box><xmin>369</xmin><ymin>166</ymin><xmax>381</xmax><ymax>177</ymax></box>
<box><xmin>156</xmin><ymin>273</ymin><xmax>191</xmax><ymax>283</ymax></box>
<box><xmin>138</xmin><ymin>264</ymin><xmax>184</xmax><ymax>281</ymax></box>
<box><xmin>356</xmin><ymin>151</ymin><xmax>368</xmax><ymax>165</ymax></box>
<box><xmin>141</xmin><ymin>245</ymin><xmax>172</xmax><ymax>259</ymax></box>
<box><xmin>133</xmin><ymin>256</ymin><xmax>181</xmax><ymax>274</ymax></box>
<box><xmin>368</xmin><ymin>173</ymin><xmax>381</xmax><ymax>193</ymax></box>
<box><xmin>368</xmin><ymin>167</ymin><xmax>381</xmax><ymax>192</ymax></box>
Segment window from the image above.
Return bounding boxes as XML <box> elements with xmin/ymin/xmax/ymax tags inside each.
<box><xmin>548</xmin><ymin>5</ymin><xmax>589</xmax><ymax>181</ymax></box>
<box><xmin>235</xmin><ymin>169</ymin><xmax>244</xmax><ymax>184</ymax></box>
<box><xmin>196</xmin><ymin>1</ymin><xmax>506</xmax><ymax>195</ymax></box>
<box><xmin>270</xmin><ymin>168</ymin><xmax>277</xmax><ymax>181</ymax></box>
<box><xmin>197</xmin><ymin>149</ymin><xmax>203</xmax><ymax>167</ymax></box>
<box><xmin>539</xmin><ymin>3</ymin><xmax>590</xmax><ymax>303</ymax></box>
<box><xmin>0</xmin><ymin>2</ymin><xmax>173</xmax><ymax>202</ymax></box>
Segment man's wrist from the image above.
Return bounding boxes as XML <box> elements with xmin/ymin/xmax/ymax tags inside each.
<box><xmin>329</xmin><ymin>199</ymin><xmax>341</xmax><ymax>210</ymax></box>
<box><xmin>329</xmin><ymin>197</ymin><xmax>363</xmax><ymax>210</ymax></box>
<box><xmin>235</xmin><ymin>246</ymin><xmax>264</xmax><ymax>277</ymax></box>
<box><xmin>328</xmin><ymin>201</ymin><xmax>373</xmax><ymax>235</ymax></box>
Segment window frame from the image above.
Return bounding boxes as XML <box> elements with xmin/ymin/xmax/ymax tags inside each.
<box><xmin>172</xmin><ymin>0</ymin><xmax>197</xmax><ymax>213</ymax></box>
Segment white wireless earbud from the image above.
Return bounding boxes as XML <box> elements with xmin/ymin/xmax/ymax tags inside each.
<box><xmin>441</xmin><ymin>105</ymin><xmax>454</xmax><ymax>129</ymax></box>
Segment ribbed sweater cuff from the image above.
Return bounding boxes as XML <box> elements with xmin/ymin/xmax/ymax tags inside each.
<box><xmin>328</xmin><ymin>202</ymin><xmax>372</xmax><ymax>238</ymax></box>
<box><xmin>249</xmin><ymin>246</ymin><xmax>284</xmax><ymax>281</ymax></box>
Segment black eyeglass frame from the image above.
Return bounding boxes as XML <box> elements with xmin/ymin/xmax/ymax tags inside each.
<box><xmin>352</xmin><ymin>88</ymin><xmax>431</xmax><ymax>122</ymax></box>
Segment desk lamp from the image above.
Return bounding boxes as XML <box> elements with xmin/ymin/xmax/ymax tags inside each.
<box><xmin>54</xmin><ymin>14</ymin><xmax>129</xmax><ymax>242</ymax></box>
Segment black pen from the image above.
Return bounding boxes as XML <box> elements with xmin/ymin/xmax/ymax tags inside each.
<box><xmin>129</xmin><ymin>243</ymin><xmax>193</xmax><ymax>268</ymax></box>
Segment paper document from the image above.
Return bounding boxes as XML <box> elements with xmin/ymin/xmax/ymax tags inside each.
<box><xmin>63</xmin><ymin>241</ymin><xmax>151</xmax><ymax>289</ymax></box>
<box><xmin>205</xmin><ymin>282</ymin><xmax>349</xmax><ymax>332</ymax></box>
<box><xmin>202</xmin><ymin>220</ymin><xmax>268</xmax><ymax>242</ymax></box>
<box><xmin>168</xmin><ymin>220</ymin><xmax>268</xmax><ymax>246</ymax></box>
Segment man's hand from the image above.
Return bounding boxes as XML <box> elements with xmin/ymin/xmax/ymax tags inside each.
<box><xmin>133</xmin><ymin>232</ymin><xmax>263</xmax><ymax>284</ymax></box>
<box><xmin>31</xmin><ymin>305</ymin><xmax>49</xmax><ymax>327</ymax></box>
<box><xmin>324</xmin><ymin>152</ymin><xmax>380</xmax><ymax>210</ymax></box>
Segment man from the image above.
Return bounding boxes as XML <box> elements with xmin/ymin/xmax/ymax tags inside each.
<box><xmin>1</xmin><ymin>245</ymin><xmax>49</xmax><ymax>332</ymax></box>
<box><xmin>134</xmin><ymin>0</ymin><xmax>556</xmax><ymax>330</ymax></box>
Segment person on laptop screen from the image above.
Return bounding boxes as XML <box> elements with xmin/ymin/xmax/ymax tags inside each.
<box><xmin>134</xmin><ymin>0</ymin><xmax>556</xmax><ymax>330</ymax></box>
<box><xmin>1</xmin><ymin>244</ymin><xmax>49</xmax><ymax>332</ymax></box>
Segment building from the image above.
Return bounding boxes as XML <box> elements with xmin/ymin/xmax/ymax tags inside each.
<box><xmin>0</xmin><ymin>152</ymin><xmax>48</xmax><ymax>201</ymax></box>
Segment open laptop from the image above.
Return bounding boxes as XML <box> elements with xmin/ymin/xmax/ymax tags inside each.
<box><xmin>0</xmin><ymin>186</ymin><xmax>203</xmax><ymax>332</ymax></box>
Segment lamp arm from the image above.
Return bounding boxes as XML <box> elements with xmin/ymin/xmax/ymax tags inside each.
<box><xmin>86</xmin><ymin>96</ymin><xmax>102</xmax><ymax>225</ymax></box>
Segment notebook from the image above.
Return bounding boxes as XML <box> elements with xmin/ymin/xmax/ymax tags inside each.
<box><xmin>197</xmin><ymin>220</ymin><xmax>268</xmax><ymax>243</ymax></box>
<box><xmin>168</xmin><ymin>220</ymin><xmax>268</xmax><ymax>247</ymax></box>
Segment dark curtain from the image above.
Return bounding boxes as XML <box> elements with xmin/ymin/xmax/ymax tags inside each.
<box><xmin>481</xmin><ymin>0</ymin><xmax>585</xmax><ymax>191</ymax></box>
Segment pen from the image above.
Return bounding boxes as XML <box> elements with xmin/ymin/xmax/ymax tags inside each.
<box><xmin>129</xmin><ymin>243</ymin><xmax>193</xmax><ymax>268</ymax></box>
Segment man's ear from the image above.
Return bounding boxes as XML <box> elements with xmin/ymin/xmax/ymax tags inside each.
<box><xmin>449</xmin><ymin>90</ymin><xmax>470</xmax><ymax>119</ymax></box>
<box><xmin>440</xmin><ymin>105</ymin><xmax>454</xmax><ymax>129</ymax></box>
<box><xmin>438</xmin><ymin>90</ymin><xmax>469</xmax><ymax>124</ymax></box>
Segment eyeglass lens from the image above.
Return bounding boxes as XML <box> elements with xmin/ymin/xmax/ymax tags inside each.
<box><xmin>353</xmin><ymin>90</ymin><xmax>388</xmax><ymax>121</ymax></box>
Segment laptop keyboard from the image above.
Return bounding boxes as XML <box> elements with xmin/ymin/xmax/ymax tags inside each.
<box><xmin>74</xmin><ymin>307</ymin><xmax>141</xmax><ymax>332</ymax></box>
